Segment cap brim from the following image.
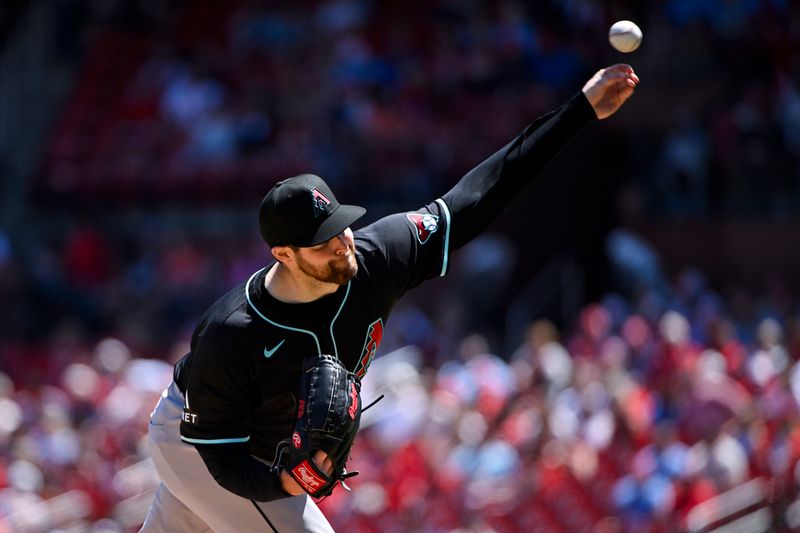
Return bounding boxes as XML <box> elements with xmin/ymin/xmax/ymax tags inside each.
<box><xmin>307</xmin><ymin>204</ymin><xmax>366</xmax><ymax>246</ymax></box>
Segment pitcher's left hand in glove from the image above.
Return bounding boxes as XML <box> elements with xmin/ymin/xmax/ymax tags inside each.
<box><xmin>281</xmin><ymin>354</ymin><xmax>361</xmax><ymax>498</ymax></box>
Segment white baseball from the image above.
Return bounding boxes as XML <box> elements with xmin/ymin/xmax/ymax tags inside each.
<box><xmin>608</xmin><ymin>20</ymin><xmax>642</xmax><ymax>53</ymax></box>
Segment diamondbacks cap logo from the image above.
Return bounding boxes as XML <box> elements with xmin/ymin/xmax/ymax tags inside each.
<box><xmin>356</xmin><ymin>318</ymin><xmax>383</xmax><ymax>378</ymax></box>
<box><xmin>406</xmin><ymin>213</ymin><xmax>439</xmax><ymax>244</ymax></box>
<box><xmin>311</xmin><ymin>188</ymin><xmax>332</xmax><ymax>217</ymax></box>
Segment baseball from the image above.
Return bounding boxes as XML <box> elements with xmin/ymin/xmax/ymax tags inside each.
<box><xmin>609</xmin><ymin>20</ymin><xmax>642</xmax><ymax>53</ymax></box>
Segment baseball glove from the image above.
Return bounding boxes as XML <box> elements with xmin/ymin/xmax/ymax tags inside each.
<box><xmin>282</xmin><ymin>354</ymin><xmax>362</xmax><ymax>498</ymax></box>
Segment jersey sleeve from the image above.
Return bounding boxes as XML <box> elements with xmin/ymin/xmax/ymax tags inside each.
<box><xmin>179</xmin><ymin>330</ymin><xmax>256</xmax><ymax>445</ymax></box>
<box><xmin>355</xmin><ymin>198</ymin><xmax>452</xmax><ymax>299</ymax></box>
<box><xmin>440</xmin><ymin>91</ymin><xmax>596</xmax><ymax>251</ymax></box>
<box><xmin>353</xmin><ymin>91</ymin><xmax>595</xmax><ymax>301</ymax></box>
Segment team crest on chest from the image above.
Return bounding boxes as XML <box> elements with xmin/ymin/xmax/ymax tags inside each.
<box><xmin>406</xmin><ymin>213</ymin><xmax>439</xmax><ymax>244</ymax></box>
<box><xmin>356</xmin><ymin>318</ymin><xmax>383</xmax><ymax>378</ymax></box>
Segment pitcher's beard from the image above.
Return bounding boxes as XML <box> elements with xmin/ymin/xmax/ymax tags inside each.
<box><xmin>296</xmin><ymin>248</ymin><xmax>357</xmax><ymax>285</ymax></box>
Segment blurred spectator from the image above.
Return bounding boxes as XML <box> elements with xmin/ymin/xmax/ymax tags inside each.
<box><xmin>33</xmin><ymin>0</ymin><xmax>800</xmax><ymax>219</ymax></box>
<box><xmin>160</xmin><ymin>64</ymin><xmax>226</xmax><ymax>130</ymax></box>
<box><xmin>3</xmin><ymin>269</ymin><xmax>800</xmax><ymax>530</ymax></box>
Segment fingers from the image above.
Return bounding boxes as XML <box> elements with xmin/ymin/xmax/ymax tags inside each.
<box><xmin>622</xmin><ymin>71</ymin><xmax>639</xmax><ymax>85</ymax></box>
<box><xmin>582</xmin><ymin>64</ymin><xmax>640</xmax><ymax>119</ymax></box>
<box><xmin>313</xmin><ymin>450</ymin><xmax>334</xmax><ymax>475</ymax></box>
<box><xmin>618</xmin><ymin>84</ymin><xmax>636</xmax><ymax>102</ymax></box>
<box><xmin>605</xmin><ymin>63</ymin><xmax>634</xmax><ymax>74</ymax></box>
<box><xmin>597</xmin><ymin>64</ymin><xmax>639</xmax><ymax>88</ymax></box>
<box><xmin>601</xmin><ymin>68</ymin><xmax>640</xmax><ymax>86</ymax></box>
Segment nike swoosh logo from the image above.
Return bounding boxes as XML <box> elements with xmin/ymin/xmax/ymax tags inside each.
<box><xmin>263</xmin><ymin>340</ymin><xmax>285</xmax><ymax>358</ymax></box>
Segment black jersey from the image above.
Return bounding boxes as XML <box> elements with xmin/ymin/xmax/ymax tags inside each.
<box><xmin>175</xmin><ymin>198</ymin><xmax>452</xmax><ymax>459</ymax></box>
<box><xmin>170</xmin><ymin>91</ymin><xmax>596</xmax><ymax>502</ymax></box>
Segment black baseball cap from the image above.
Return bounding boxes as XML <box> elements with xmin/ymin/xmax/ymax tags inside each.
<box><xmin>258</xmin><ymin>174</ymin><xmax>366</xmax><ymax>247</ymax></box>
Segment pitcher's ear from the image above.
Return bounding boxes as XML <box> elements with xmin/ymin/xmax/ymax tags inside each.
<box><xmin>271</xmin><ymin>245</ymin><xmax>294</xmax><ymax>264</ymax></box>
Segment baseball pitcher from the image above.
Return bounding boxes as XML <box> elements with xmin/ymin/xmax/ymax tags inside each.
<box><xmin>140</xmin><ymin>64</ymin><xmax>639</xmax><ymax>532</ymax></box>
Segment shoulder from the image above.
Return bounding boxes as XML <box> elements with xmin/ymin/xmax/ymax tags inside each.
<box><xmin>199</xmin><ymin>279</ymin><xmax>249</xmax><ymax>326</ymax></box>
<box><xmin>191</xmin><ymin>278</ymin><xmax>257</xmax><ymax>357</ymax></box>
<box><xmin>355</xmin><ymin>203</ymin><xmax>449</xmax><ymax>251</ymax></box>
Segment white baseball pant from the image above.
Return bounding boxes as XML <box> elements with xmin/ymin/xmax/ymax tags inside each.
<box><xmin>139</xmin><ymin>382</ymin><xmax>335</xmax><ymax>533</ymax></box>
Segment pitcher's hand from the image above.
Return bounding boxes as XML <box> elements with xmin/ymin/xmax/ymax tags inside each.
<box><xmin>582</xmin><ymin>64</ymin><xmax>639</xmax><ymax>119</ymax></box>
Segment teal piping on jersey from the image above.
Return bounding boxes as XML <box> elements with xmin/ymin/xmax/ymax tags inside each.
<box><xmin>246</xmin><ymin>268</ymin><xmax>321</xmax><ymax>352</ymax></box>
<box><xmin>245</xmin><ymin>267</ymin><xmax>352</xmax><ymax>356</ymax></box>
<box><xmin>435</xmin><ymin>198</ymin><xmax>451</xmax><ymax>277</ymax></box>
<box><xmin>329</xmin><ymin>281</ymin><xmax>351</xmax><ymax>358</ymax></box>
<box><xmin>181</xmin><ymin>435</ymin><xmax>250</xmax><ymax>444</ymax></box>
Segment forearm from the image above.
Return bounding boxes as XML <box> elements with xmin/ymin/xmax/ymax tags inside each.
<box><xmin>441</xmin><ymin>91</ymin><xmax>597</xmax><ymax>250</ymax></box>
<box><xmin>195</xmin><ymin>443</ymin><xmax>289</xmax><ymax>502</ymax></box>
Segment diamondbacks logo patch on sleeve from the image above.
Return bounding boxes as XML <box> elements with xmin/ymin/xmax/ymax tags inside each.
<box><xmin>311</xmin><ymin>188</ymin><xmax>332</xmax><ymax>217</ymax></box>
<box><xmin>406</xmin><ymin>213</ymin><xmax>439</xmax><ymax>244</ymax></box>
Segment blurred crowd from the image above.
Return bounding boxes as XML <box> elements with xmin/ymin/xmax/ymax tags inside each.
<box><xmin>2</xmin><ymin>0</ymin><xmax>800</xmax><ymax>531</ymax></box>
<box><xmin>5</xmin><ymin>0</ymin><xmax>797</xmax><ymax>354</ymax></box>
<box><xmin>37</xmin><ymin>0</ymin><xmax>800</xmax><ymax>216</ymax></box>
<box><xmin>326</xmin><ymin>266</ymin><xmax>800</xmax><ymax>532</ymax></box>
<box><xmin>3</xmin><ymin>267</ymin><xmax>800</xmax><ymax>531</ymax></box>
<box><xmin>0</xmin><ymin>221</ymin><xmax>269</xmax><ymax>353</ymax></box>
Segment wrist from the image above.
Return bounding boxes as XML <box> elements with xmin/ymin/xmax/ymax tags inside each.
<box><xmin>279</xmin><ymin>468</ymin><xmax>305</xmax><ymax>496</ymax></box>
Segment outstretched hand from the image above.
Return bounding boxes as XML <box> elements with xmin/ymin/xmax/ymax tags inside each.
<box><xmin>582</xmin><ymin>64</ymin><xmax>639</xmax><ymax>120</ymax></box>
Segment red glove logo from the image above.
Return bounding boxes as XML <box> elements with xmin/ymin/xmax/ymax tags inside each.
<box><xmin>292</xmin><ymin>461</ymin><xmax>325</xmax><ymax>492</ymax></box>
<box><xmin>348</xmin><ymin>383</ymin><xmax>358</xmax><ymax>420</ymax></box>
